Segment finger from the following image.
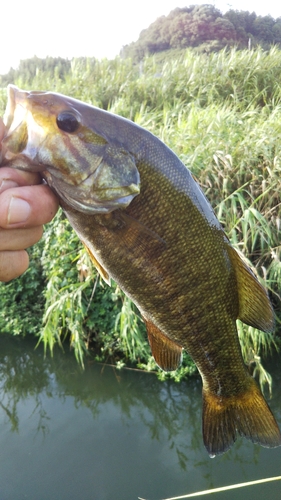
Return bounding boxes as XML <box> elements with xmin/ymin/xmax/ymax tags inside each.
<box><xmin>0</xmin><ymin>183</ymin><xmax>59</xmax><ymax>229</ymax></box>
<box><xmin>0</xmin><ymin>226</ymin><xmax>43</xmax><ymax>251</ymax></box>
<box><xmin>0</xmin><ymin>167</ymin><xmax>42</xmax><ymax>192</ymax></box>
<box><xmin>0</xmin><ymin>250</ymin><xmax>29</xmax><ymax>282</ymax></box>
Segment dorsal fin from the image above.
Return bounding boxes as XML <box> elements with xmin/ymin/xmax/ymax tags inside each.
<box><xmin>226</xmin><ymin>244</ymin><xmax>275</xmax><ymax>333</ymax></box>
<box><xmin>82</xmin><ymin>241</ymin><xmax>110</xmax><ymax>285</ymax></box>
<box><xmin>143</xmin><ymin>318</ymin><xmax>183</xmax><ymax>371</ymax></box>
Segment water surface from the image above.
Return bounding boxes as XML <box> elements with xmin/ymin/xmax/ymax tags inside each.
<box><xmin>0</xmin><ymin>334</ymin><xmax>280</xmax><ymax>500</ymax></box>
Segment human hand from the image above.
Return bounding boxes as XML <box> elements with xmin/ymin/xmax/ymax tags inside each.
<box><xmin>0</xmin><ymin>119</ymin><xmax>59</xmax><ymax>282</ymax></box>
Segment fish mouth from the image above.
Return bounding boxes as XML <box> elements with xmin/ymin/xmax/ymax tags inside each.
<box><xmin>4</xmin><ymin>85</ymin><xmax>46</xmax><ymax>125</ymax></box>
<box><xmin>3</xmin><ymin>85</ymin><xmax>18</xmax><ymax>130</ymax></box>
<box><xmin>4</xmin><ymin>85</ymin><xmax>29</xmax><ymax>131</ymax></box>
<box><xmin>2</xmin><ymin>85</ymin><xmax>44</xmax><ymax>168</ymax></box>
<box><xmin>44</xmin><ymin>170</ymin><xmax>140</xmax><ymax>214</ymax></box>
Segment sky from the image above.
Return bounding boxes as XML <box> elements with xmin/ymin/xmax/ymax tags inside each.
<box><xmin>1</xmin><ymin>0</ymin><xmax>281</xmax><ymax>76</ymax></box>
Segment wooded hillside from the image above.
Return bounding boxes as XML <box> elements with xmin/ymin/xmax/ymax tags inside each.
<box><xmin>122</xmin><ymin>5</ymin><xmax>281</xmax><ymax>59</ymax></box>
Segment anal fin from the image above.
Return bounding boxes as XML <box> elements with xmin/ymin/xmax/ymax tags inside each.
<box><xmin>143</xmin><ymin>318</ymin><xmax>183</xmax><ymax>371</ymax></box>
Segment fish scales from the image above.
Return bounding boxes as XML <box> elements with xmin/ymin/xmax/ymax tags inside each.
<box><xmin>67</xmin><ymin>166</ymin><xmax>233</xmax><ymax>348</ymax></box>
<box><xmin>1</xmin><ymin>85</ymin><xmax>280</xmax><ymax>456</ymax></box>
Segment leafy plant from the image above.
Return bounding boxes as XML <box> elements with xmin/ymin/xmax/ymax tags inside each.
<box><xmin>1</xmin><ymin>46</ymin><xmax>281</xmax><ymax>385</ymax></box>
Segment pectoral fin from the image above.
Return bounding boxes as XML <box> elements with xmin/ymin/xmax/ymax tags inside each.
<box><xmin>143</xmin><ymin>318</ymin><xmax>183</xmax><ymax>371</ymax></box>
<box><xmin>82</xmin><ymin>242</ymin><xmax>110</xmax><ymax>285</ymax></box>
<box><xmin>226</xmin><ymin>244</ymin><xmax>275</xmax><ymax>332</ymax></box>
<box><xmin>113</xmin><ymin>211</ymin><xmax>167</xmax><ymax>258</ymax></box>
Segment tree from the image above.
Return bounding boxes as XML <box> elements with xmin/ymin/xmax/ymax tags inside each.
<box><xmin>252</xmin><ymin>15</ymin><xmax>275</xmax><ymax>43</ymax></box>
<box><xmin>272</xmin><ymin>18</ymin><xmax>281</xmax><ymax>43</ymax></box>
<box><xmin>120</xmin><ymin>5</ymin><xmax>281</xmax><ymax>61</ymax></box>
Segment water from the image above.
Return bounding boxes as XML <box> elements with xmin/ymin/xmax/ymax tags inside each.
<box><xmin>0</xmin><ymin>334</ymin><xmax>280</xmax><ymax>500</ymax></box>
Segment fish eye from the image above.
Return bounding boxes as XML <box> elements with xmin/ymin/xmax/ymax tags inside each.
<box><xmin>56</xmin><ymin>111</ymin><xmax>80</xmax><ymax>133</ymax></box>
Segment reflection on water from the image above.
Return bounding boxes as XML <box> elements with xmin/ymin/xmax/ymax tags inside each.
<box><xmin>0</xmin><ymin>334</ymin><xmax>280</xmax><ymax>500</ymax></box>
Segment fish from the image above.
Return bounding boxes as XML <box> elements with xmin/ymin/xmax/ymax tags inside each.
<box><xmin>1</xmin><ymin>84</ymin><xmax>281</xmax><ymax>457</ymax></box>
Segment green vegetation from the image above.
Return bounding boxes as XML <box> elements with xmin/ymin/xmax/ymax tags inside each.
<box><xmin>0</xmin><ymin>45</ymin><xmax>281</xmax><ymax>386</ymax></box>
<box><xmin>122</xmin><ymin>5</ymin><xmax>281</xmax><ymax>59</ymax></box>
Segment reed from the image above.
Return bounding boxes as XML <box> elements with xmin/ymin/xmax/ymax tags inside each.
<box><xmin>1</xmin><ymin>46</ymin><xmax>280</xmax><ymax>379</ymax></box>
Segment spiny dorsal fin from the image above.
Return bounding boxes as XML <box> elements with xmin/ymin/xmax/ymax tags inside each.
<box><xmin>143</xmin><ymin>317</ymin><xmax>183</xmax><ymax>371</ymax></box>
<box><xmin>226</xmin><ymin>244</ymin><xmax>275</xmax><ymax>333</ymax></box>
<box><xmin>82</xmin><ymin>241</ymin><xmax>110</xmax><ymax>285</ymax></box>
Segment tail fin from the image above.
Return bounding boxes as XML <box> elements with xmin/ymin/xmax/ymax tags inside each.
<box><xmin>202</xmin><ymin>378</ymin><xmax>281</xmax><ymax>457</ymax></box>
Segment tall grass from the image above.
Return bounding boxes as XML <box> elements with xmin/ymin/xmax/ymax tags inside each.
<box><xmin>1</xmin><ymin>46</ymin><xmax>281</xmax><ymax>380</ymax></box>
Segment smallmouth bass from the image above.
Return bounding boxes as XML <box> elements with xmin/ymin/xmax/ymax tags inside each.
<box><xmin>1</xmin><ymin>85</ymin><xmax>281</xmax><ymax>456</ymax></box>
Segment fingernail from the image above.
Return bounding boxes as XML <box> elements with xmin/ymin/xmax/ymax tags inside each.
<box><xmin>8</xmin><ymin>197</ymin><xmax>31</xmax><ymax>225</ymax></box>
<box><xmin>0</xmin><ymin>179</ymin><xmax>19</xmax><ymax>194</ymax></box>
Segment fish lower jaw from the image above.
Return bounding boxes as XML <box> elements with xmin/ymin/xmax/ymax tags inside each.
<box><xmin>57</xmin><ymin>189</ymin><xmax>137</xmax><ymax>214</ymax></box>
<box><xmin>1</xmin><ymin>154</ymin><xmax>43</xmax><ymax>173</ymax></box>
